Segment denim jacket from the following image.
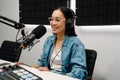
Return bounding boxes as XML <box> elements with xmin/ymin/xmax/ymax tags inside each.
<box><xmin>37</xmin><ymin>35</ymin><xmax>87</xmax><ymax>80</ymax></box>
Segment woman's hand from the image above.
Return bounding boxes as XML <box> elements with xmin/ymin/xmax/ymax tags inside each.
<box><xmin>32</xmin><ymin>64</ymin><xmax>39</xmax><ymax>68</ymax></box>
<box><xmin>32</xmin><ymin>64</ymin><xmax>49</xmax><ymax>71</ymax></box>
<box><xmin>38</xmin><ymin>67</ymin><xmax>49</xmax><ymax>71</ymax></box>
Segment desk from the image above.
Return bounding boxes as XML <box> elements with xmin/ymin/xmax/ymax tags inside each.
<box><xmin>0</xmin><ymin>59</ymin><xmax>79</xmax><ymax>80</ymax></box>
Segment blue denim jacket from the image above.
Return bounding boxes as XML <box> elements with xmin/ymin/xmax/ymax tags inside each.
<box><xmin>37</xmin><ymin>35</ymin><xmax>87</xmax><ymax>80</ymax></box>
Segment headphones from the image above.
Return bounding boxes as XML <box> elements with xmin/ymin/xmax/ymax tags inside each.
<box><xmin>66</xmin><ymin>9</ymin><xmax>76</xmax><ymax>29</ymax></box>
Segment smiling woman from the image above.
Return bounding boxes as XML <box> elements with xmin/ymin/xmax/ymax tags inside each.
<box><xmin>32</xmin><ymin>7</ymin><xmax>88</xmax><ymax>80</ymax></box>
<box><xmin>49</xmin><ymin>9</ymin><xmax>66</xmax><ymax>36</ymax></box>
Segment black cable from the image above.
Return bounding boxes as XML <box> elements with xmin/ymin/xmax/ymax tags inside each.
<box><xmin>50</xmin><ymin>49</ymin><xmax>61</xmax><ymax>67</ymax></box>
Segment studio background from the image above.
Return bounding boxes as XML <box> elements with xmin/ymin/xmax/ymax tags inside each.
<box><xmin>0</xmin><ymin>0</ymin><xmax>120</xmax><ymax>80</ymax></box>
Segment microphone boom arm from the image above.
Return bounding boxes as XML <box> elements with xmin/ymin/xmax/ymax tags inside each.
<box><xmin>0</xmin><ymin>15</ymin><xmax>25</xmax><ymax>29</ymax></box>
<box><xmin>0</xmin><ymin>19</ymin><xmax>16</xmax><ymax>28</ymax></box>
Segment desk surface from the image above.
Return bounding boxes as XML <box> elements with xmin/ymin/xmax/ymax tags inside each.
<box><xmin>0</xmin><ymin>59</ymin><xmax>79</xmax><ymax>80</ymax></box>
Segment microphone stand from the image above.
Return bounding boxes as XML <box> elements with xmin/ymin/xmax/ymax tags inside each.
<box><xmin>28</xmin><ymin>39</ymin><xmax>40</xmax><ymax>51</ymax></box>
<box><xmin>0</xmin><ymin>15</ymin><xmax>26</xmax><ymax>41</ymax></box>
<box><xmin>0</xmin><ymin>15</ymin><xmax>25</xmax><ymax>29</ymax></box>
<box><xmin>0</xmin><ymin>15</ymin><xmax>40</xmax><ymax>51</ymax></box>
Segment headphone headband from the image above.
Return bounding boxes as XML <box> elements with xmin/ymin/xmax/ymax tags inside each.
<box><xmin>66</xmin><ymin>9</ymin><xmax>76</xmax><ymax>29</ymax></box>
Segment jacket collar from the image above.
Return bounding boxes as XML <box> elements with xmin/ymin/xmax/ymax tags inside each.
<box><xmin>50</xmin><ymin>34</ymin><xmax>69</xmax><ymax>47</ymax></box>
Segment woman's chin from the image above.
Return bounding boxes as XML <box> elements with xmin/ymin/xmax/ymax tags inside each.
<box><xmin>52</xmin><ymin>31</ymin><xmax>57</xmax><ymax>34</ymax></box>
<box><xmin>53</xmin><ymin>33</ymin><xmax>57</xmax><ymax>35</ymax></box>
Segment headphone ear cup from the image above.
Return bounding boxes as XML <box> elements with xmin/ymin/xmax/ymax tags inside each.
<box><xmin>66</xmin><ymin>18</ymin><xmax>74</xmax><ymax>29</ymax></box>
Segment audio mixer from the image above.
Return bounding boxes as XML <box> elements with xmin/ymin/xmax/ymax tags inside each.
<box><xmin>0</xmin><ymin>63</ymin><xmax>43</xmax><ymax>80</ymax></box>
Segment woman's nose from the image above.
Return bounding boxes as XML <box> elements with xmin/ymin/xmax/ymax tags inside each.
<box><xmin>50</xmin><ymin>20</ymin><xmax>57</xmax><ymax>25</ymax></box>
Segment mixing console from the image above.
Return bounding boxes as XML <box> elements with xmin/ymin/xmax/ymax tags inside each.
<box><xmin>0</xmin><ymin>63</ymin><xmax>43</xmax><ymax>80</ymax></box>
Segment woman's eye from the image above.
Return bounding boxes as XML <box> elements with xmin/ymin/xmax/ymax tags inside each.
<box><xmin>48</xmin><ymin>17</ymin><xmax>53</xmax><ymax>21</ymax></box>
<box><xmin>48</xmin><ymin>17</ymin><xmax>62</xmax><ymax>22</ymax></box>
<box><xmin>50</xmin><ymin>18</ymin><xmax>53</xmax><ymax>21</ymax></box>
<box><xmin>56</xmin><ymin>19</ymin><xmax>60</xmax><ymax>22</ymax></box>
<box><xmin>50</xmin><ymin>19</ymin><xmax>53</xmax><ymax>21</ymax></box>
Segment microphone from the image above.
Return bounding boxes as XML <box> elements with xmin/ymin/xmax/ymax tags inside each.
<box><xmin>20</xmin><ymin>25</ymin><xmax>46</xmax><ymax>49</ymax></box>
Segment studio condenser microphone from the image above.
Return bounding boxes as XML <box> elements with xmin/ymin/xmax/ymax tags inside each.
<box><xmin>21</xmin><ymin>25</ymin><xmax>46</xmax><ymax>49</ymax></box>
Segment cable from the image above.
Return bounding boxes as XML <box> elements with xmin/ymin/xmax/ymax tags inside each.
<box><xmin>50</xmin><ymin>49</ymin><xmax>61</xmax><ymax>67</ymax></box>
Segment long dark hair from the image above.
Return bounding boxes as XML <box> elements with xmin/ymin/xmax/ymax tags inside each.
<box><xmin>56</xmin><ymin>7</ymin><xmax>77</xmax><ymax>36</ymax></box>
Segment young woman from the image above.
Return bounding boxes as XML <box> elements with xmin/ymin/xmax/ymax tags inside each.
<box><xmin>33</xmin><ymin>7</ymin><xmax>87</xmax><ymax>79</ymax></box>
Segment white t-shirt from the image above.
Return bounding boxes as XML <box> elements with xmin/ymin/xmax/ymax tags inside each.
<box><xmin>50</xmin><ymin>49</ymin><xmax>62</xmax><ymax>71</ymax></box>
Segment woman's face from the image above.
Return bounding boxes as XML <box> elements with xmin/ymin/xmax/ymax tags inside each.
<box><xmin>49</xmin><ymin>9</ymin><xmax>66</xmax><ymax>35</ymax></box>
